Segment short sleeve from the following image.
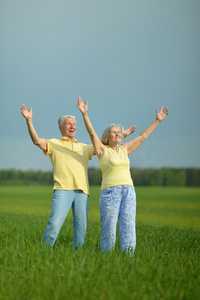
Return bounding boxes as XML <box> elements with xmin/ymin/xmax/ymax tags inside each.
<box><xmin>89</xmin><ymin>145</ymin><xmax>94</xmax><ymax>160</ymax></box>
<box><xmin>43</xmin><ymin>140</ymin><xmax>53</xmax><ymax>156</ymax></box>
<box><xmin>84</xmin><ymin>144</ymin><xmax>94</xmax><ymax>160</ymax></box>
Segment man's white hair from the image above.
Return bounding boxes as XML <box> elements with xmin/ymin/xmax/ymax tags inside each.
<box><xmin>58</xmin><ymin>115</ymin><xmax>76</xmax><ymax>127</ymax></box>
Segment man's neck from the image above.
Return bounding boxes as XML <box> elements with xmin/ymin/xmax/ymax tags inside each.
<box><xmin>62</xmin><ymin>135</ymin><xmax>75</xmax><ymax>142</ymax></box>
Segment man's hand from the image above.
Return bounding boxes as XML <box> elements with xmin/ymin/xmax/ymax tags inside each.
<box><xmin>77</xmin><ymin>97</ymin><xmax>88</xmax><ymax>114</ymax></box>
<box><xmin>21</xmin><ymin>104</ymin><xmax>32</xmax><ymax>121</ymax></box>
<box><xmin>121</xmin><ymin>125</ymin><xmax>137</xmax><ymax>138</ymax></box>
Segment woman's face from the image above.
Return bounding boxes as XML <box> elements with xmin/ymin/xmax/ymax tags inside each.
<box><xmin>108</xmin><ymin>127</ymin><xmax>122</xmax><ymax>144</ymax></box>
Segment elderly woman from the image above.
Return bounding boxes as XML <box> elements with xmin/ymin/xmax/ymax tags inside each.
<box><xmin>77</xmin><ymin>97</ymin><xmax>168</xmax><ymax>254</ymax></box>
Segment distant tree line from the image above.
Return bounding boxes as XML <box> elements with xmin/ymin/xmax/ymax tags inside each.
<box><xmin>89</xmin><ymin>168</ymin><xmax>200</xmax><ymax>187</ymax></box>
<box><xmin>0</xmin><ymin>169</ymin><xmax>53</xmax><ymax>186</ymax></box>
<box><xmin>0</xmin><ymin>168</ymin><xmax>199</xmax><ymax>187</ymax></box>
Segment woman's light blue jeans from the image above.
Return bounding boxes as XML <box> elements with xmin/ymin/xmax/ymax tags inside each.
<box><xmin>42</xmin><ymin>190</ymin><xmax>89</xmax><ymax>248</ymax></box>
<box><xmin>99</xmin><ymin>185</ymin><xmax>136</xmax><ymax>254</ymax></box>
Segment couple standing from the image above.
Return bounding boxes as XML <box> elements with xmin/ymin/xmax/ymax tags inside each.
<box><xmin>21</xmin><ymin>98</ymin><xmax>168</xmax><ymax>254</ymax></box>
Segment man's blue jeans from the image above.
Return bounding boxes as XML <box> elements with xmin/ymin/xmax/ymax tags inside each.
<box><xmin>42</xmin><ymin>190</ymin><xmax>89</xmax><ymax>248</ymax></box>
<box><xmin>99</xmin><ymin>185</ymin><xmax>136</xmax><ymax>254</ymax></box>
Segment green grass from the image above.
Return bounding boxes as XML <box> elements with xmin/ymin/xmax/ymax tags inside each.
<box><xmin>0</xmin><ymin>186</ymin><xmax>199</xmax><ymax>299</ymax></box>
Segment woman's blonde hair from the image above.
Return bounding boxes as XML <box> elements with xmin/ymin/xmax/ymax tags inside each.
<box><xmin>101</xmin><ymin>124</ymin><xmax>124</xmax><ymax>145</ymax></box>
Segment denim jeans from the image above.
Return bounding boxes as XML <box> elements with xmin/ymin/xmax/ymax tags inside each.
<box><xmin>42</xmin><ymin>190</ymin><xmax>89</xmax><ymax>248</ymax></box>
<box><xmin>99</xmin><ymin>185</ymin><xmax>136</xmax><ymax>254</ymax></box>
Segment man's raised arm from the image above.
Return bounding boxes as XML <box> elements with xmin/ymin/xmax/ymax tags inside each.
<box><xmin>21</xmin><ymin>104</ymin><xmax>47</xmax><ymax>151</ymax></box>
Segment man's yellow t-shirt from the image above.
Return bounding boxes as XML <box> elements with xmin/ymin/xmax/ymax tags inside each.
<box><xmin>99</xmin><ymin>145</ymin><xmax>133</xmax><ymax>190</ymax></box>
<box><xmin>43</xmin><ymin>137</ymin><xmax>93</xmax><ymax>195</ymax></box>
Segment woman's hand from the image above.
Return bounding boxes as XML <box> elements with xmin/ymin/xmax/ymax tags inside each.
<box><xmin>156</xmin><ymin>106</ymin><xmax>169</xmax><ymax>122</ymax></box>
<box><xmin>77</xmin><ymin>97</ymin><xmax>88</xmax><ymax>114</ymax></box>
<box><xmin>21</xmin><ymin>104</ymin><xmax>32</xmax><ymax>121</ymax></box>
<box><xmin>121</xmin><ymin>125</ymin><xmax>137</xmax><ymax>138</ymax></box>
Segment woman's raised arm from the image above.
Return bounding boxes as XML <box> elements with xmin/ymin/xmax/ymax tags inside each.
<box><xmin>123</xmin><ymin>106</ymin><xmax>169</xmax><ymax>155</ymax></box>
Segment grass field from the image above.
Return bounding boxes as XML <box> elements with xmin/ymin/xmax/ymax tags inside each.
<box><xmin>0</xmin><ymin>186</ymin><xmax>199</xmax><ymax>300</ymax></box>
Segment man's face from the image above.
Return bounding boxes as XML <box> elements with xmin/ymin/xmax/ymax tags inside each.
<box><xmin>59</xmin><ymin>118</ymin><xmax>76</xmax><ymax>140</ymax></box>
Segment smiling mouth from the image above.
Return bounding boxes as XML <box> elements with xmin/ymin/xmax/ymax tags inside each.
<box><xmin>69</xmin><ymin>129</ymin><xmax>76</xmax><ymax>133</ymax></box>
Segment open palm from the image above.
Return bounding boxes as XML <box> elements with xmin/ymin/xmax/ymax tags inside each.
<box><xmin>121</xmin><ymin>125</ymin><xmax>136</xmax><ymax>138</ymax></box>
<box><xmin>21</xmin><ymin>104</ymin><xmax>32</xmax><ymax>120</ymax></box>
<box><xmin>77</xmin><ymin>97</ymin><xmax>88</xmax><ymax>114</ymax></box>
<box><xmin>156</xmin><ymin>106</ymin><xmax>169</xmax><ymax>122</ymax></box>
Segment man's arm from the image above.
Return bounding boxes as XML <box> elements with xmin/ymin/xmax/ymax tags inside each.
<box><xmin>77</xmin><ymin>97</ymin><xmax>105</xmax><ymax>159</ymax></box>
<box><xmin>21</xmin><ymin>104</ymin><xmax>47</xmax><ymax>151</ymax></box>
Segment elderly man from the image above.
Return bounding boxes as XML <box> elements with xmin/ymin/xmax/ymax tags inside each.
<box><xmin>21</xmin><ymin>102</ymin><xmax>135</xmax><ymax>249</ymax></box>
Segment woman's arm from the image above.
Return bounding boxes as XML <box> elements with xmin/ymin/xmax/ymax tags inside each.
<box><xmin>77</xmin><ymin>97</ymin><xmax>105</xmax><ymax>158</ymax></box>
<box><xmin>21</xmin><ymin>104</ymin><xmax>47</xmax><ymax>151</ymax></box>
<box><xmin>121</xmin><ymin>125</ymin><xmax>137</xmax><ymax>138</ymax></box>
<box><xmin>123</xmin><ymin>106</ymin><xmax>169</xmax><ymax>155</ymax></box>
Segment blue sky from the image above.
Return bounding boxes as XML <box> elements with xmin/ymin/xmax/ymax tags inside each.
<box><xmin>0</xmin><ymin>0</ymin><xmax>199</xmax><ymax>171</ymax></box>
